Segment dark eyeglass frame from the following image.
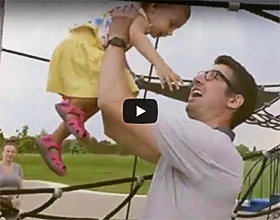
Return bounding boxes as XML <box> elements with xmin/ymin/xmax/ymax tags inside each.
<box><xmin>196</xmin><ymin>70</ymin><xmax>243</xmax><ymax>95</ymax></box>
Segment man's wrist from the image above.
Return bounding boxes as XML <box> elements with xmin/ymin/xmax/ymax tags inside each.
<box><xmin>108</xmin><ymin>18</ymin><xmax>131</xmax><ymax>44</ymax></box>
<box><xmin>107</xmin><ymin>37</ymin><xmax>127</xmax><ymax>49</ymax></box>
<box><xmin>106</xmin><ymin>44</ymin><xmax>126</xmax><ymax>54</ymax></box>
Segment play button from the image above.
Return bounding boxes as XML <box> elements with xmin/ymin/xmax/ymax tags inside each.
<box><xmin>123</xmin><ymin>98</ymin><xmax>158</xmax><ymax>124</ymax></box>
<box><xmin>136</xmin><ymin>106</ymin><xmax>146</xmax><ymax>117</ymax></box>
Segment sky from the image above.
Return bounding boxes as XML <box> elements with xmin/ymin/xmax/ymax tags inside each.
<box><xmin>0</xmin><ymin>1</ymin><xmax>279</xmax><ymax>151</ymax></box>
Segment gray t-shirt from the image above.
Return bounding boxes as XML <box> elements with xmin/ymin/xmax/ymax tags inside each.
<box><xmin>141</xmin><ymin>110</ymin><xmax>243</xmax><ymax>220</ymax></box>
<box><xmin>0</xmin><ymin>162</ymin><xmax>23</xmax><ymax>190</ymax></box>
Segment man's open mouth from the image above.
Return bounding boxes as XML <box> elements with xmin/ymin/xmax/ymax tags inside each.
<box><xmin>191</xmin><ymin>88</ymin><xmax>203</xmax><ymax>97</ymax></box>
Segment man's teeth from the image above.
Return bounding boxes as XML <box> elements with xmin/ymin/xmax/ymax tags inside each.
<box><xmin>192</xmin><ymin>89</ymin><xmax>202</xmax><ymax>96</ymax></box>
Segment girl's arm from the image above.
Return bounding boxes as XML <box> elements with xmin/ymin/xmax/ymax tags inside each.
<box><xmin>129</xmin><ymin>15</ymin><xmax>165</xmax><ymax>67</ymax></box>
<box><xmin>129</xmin><ymin>15</ymin><xmax>182</xmax><ymax>91</ymax></box>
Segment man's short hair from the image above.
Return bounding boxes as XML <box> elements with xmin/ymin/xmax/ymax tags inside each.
<box><xmin>214</xmin><ymin>55</ymin><xmax>258</xmax><ymax>129</ymax></box>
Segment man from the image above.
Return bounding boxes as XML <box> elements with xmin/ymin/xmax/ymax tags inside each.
<box><xmin>97</xmin><ymin>5</ymin><xmax>258</xmax><ymax>220</ymax></box>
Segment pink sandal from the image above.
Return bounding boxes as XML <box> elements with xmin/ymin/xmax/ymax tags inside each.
<box><xmin>55</xmin><ymin>100</ymin><xmax>90</xmax><ymax>140</ymax></box>
<box><xmin>36</xmin><ymin>135</ymin><xmax>66</xmax><ymax>176</ymax></box>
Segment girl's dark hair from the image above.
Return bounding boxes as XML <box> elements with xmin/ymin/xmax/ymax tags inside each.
<box><xmin>140</xmin><ymin>2</ymin><xmax>150</xmax><ymax>10</ymax></box>
<box><xmin>140</xmin><ymin>2</ymin><xmax>191</xmax><ymax>16</ymax></box>
<box><xmin>2</xmin><ymin>137</ymin><xmax>18</xmax><ymax>151</ymax></box>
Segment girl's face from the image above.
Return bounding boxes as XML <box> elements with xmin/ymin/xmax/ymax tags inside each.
<box><xmin>146</xmin><ymin>4</ymin><xmax>191</xmax><ymax>38</ymax></box>
<box><xmin>2</xmin><ymin>144</ymin><xmax>17</xmax><ymax>163</ymax></box>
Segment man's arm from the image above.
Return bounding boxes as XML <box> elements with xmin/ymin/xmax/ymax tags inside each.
<box><xmin>98</xmin><ymin>7</ymin><xmax>161</xmax><ymax>164</ymax></box>
<box><xmin>98</xmin><ymin>45</ymin><xmax>160</xmax><ymax>164</ymax></box>
<box><xmin>124</xmin><ymin>57</ymin><xmax>135</xmax><ymax>77</ymax></box>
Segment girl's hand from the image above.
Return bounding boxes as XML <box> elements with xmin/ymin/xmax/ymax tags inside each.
<box><xmin>155</xmin><ymin>61</ymin><xmax>183</xmax><ymax>91</ymax></box>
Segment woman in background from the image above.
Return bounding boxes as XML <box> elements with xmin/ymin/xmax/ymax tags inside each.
<box><xmin>0</xmin><ymin>138</ymin><xmax>23</xmax><ymax>220</ymax></box>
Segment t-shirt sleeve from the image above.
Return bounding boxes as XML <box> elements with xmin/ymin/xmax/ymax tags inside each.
<box><xmin>152</xmin><ymin>109</ymin><xmax>232</xmax><ymax>184</ymax></box>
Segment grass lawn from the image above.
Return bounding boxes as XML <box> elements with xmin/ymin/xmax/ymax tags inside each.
<box><xmin>241</xmin><ymin>159</ymin><xmax>277</xmax><ymax>199</ymax></box>
<box><xmin>16</xmin><ymin>154</ymin><xmax>155</xmax><ymax>195</ymax></box>
<box><xmin>15</xmin><ymin>154</ymin><xmax>275</xmax><ymax>198</ymax></box>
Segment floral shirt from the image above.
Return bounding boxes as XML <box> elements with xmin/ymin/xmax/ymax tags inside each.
<box><xmin>89</xmin><ymin>5</ymin><xmax>148</xmax><ymax>48</ymax></box>
<box><xmin>91</xmin><ymin>10</ymin><xmax>114</xmax><ymax>47</ymax></box>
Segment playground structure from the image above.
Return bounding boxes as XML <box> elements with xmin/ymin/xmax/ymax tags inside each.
<box><xmin>0</xmin><ymin>0</ymin><xmax>279</xmax><ymax>219</ymax></box>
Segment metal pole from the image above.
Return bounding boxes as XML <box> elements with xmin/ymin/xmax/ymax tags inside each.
<box><xmin>0</xmin><ymin>0</ymin><xmax>5</xmax><ymax>68</ymax></box>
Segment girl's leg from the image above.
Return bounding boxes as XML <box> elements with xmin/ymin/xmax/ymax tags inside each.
<box><xmin>54</xmin><ymin>97</ymin><xmax>98</xmax><ymax>142</ymax></box>
<box><xmin>51</xmin><ymin>122</ymin><xmax>70</xmax><ymax>145</ymax></box>
<box><xmin>36</xmin><ymin>98</ymin><xmax>99</xmax><ymax>176</ymax></box>
<box><xmin>38</xmin><ymin>26</ymin><xmax>105</xmax><ymax>176</ymax></box>
<box><xmin>55</xmin><ymin>97</ymin><xmax>102</xmax><ymax>140</ymax></box>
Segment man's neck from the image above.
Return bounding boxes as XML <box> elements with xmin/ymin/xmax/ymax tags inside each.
<box><xmin>204</xmin><ymin>118</ymin><xmax>235</xmax><ymax>141</ymax></box>
<box><xmin>203</xmin><ymin>119</ymin><xmax>230</xmax><ymax>129</ymax></box>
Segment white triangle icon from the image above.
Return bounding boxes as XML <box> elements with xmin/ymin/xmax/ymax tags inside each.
<box><xmin>136</xmin><ymin>106</ymin><xmax>146</xmax><ymax>117</ymax></box>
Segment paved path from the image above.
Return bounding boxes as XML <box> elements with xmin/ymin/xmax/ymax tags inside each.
<box><xmin>16</xmin><ymin>180</ymin><xmax>279</xmax><ymax>220</ymax></box>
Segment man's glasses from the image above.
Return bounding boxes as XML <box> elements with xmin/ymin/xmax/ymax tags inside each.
<box><xmin>195</xmin><ymin>70</ymin><xmax>242</xmax><ymax>94</ymax></box>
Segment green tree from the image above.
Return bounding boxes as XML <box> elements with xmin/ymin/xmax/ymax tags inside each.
<box><xmin>34</xmin><ymin>129</ymin><xmax>49</xmax><ymax>141</ymax></box>
<box><xmin>16</xmin><ymin>125</ymin><xmax>29</xmax><ymax>139</ymax></box>
<box><xmin>69</xmin><ymin>141</ymin><xmax>85</xmax><ymax>154</ymax></box>
<box><xmin>15</xmin><ymin>125</ymin><xmax>38</xmax><ymax>153</ymax></box>
<box><xmin>0</xmin><ymin>129</ymin><xmax>4</xmax><ymax>148</ymax></box>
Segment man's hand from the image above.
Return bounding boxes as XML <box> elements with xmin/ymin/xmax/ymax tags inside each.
<box><xmin>109</xmin><ymin>4</ymin><xmax>139</xmax><ymax>45</ymax></box>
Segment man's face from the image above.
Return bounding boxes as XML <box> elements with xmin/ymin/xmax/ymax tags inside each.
<box><xmin>186</xmin><ymin>64</ymin><xmax>240</xmax><ymax>122</ymax></box>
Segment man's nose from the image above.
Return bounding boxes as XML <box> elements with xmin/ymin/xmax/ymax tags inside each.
<box><xmin>193</xmin><ymin>74</ymin><xmax>204</xmax><ymax>86</ymax></box>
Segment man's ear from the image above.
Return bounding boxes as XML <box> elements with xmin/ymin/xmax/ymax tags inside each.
<box><xmin>148</xmin><ymin>3</ymin><xmax>157</xmax><ymax>12</ymax></box>
<box><xmin>151</xmin><ymin>3</ymin><xmax>157</xmax><ymax>8</ymax></box>
<box><xmin>227</xmin><ymin>94</ymin><xmax>245</xmax><ymax>111</ymax></box>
